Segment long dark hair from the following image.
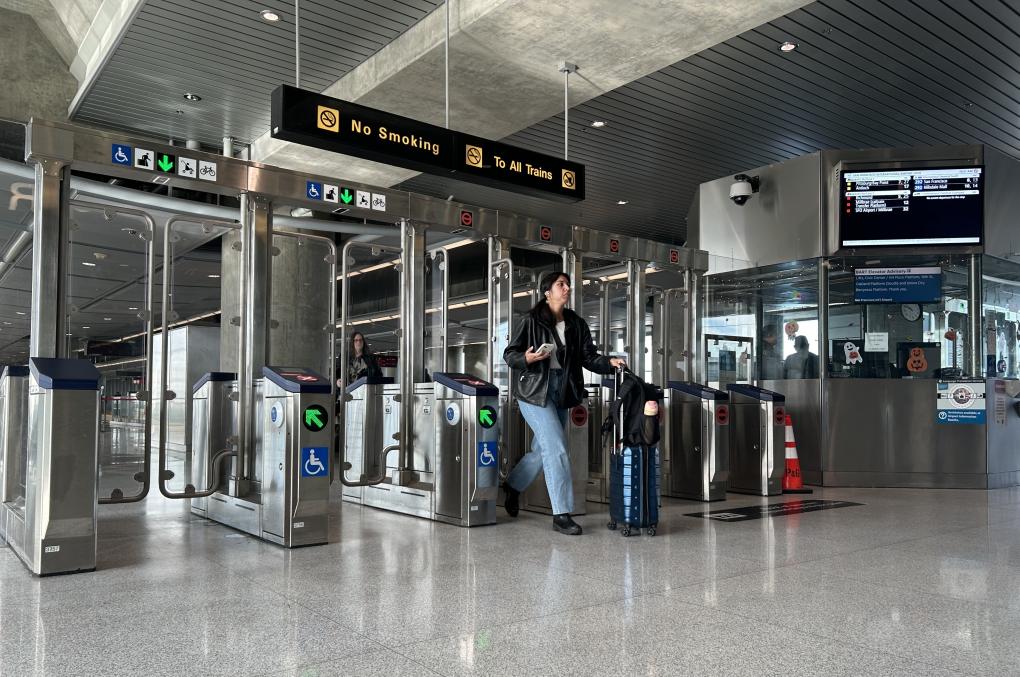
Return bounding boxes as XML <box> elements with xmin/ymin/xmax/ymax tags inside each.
<box><xmin>529</xmin><ymin>271</ymin><xmax>571</xmax><ymax>324</ymax></box>
<box><xmin>348</xmin><ymin>331</ymin><xmax>373</xmax><ymax>359</ymax></box>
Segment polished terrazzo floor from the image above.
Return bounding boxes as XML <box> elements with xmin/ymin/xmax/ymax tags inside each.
<box><xmin>2</xmin><ymin>484</ymin><xmax>1019</xmax><ymax>676</ymax></box>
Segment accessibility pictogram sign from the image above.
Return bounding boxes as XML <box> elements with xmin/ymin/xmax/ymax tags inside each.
<box><xmin>317</xmin><ymin>105</ymin><xmax>339</xmax><ymax>132</ymax></box>
<box><xmin>112</xmin><ymin>144</ymin><xmax>131</xmax><ymax>166</ymax></box>
<box><xmin>177</xmin><ymin>157</ymin><xmax>197</xmax><ymax>179</ymax></box>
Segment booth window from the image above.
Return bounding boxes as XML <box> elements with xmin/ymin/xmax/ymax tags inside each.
<box><xmin>704</xmin><ymin>259</ymin><xmax>819</xmax><ymax>388</ymax></box>
<box><xmin>826</xmin><ymin>255</ymin><xmax>972</xmax><ymax>379</ymax></box>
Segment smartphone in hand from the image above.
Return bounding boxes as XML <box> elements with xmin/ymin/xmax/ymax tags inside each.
<box><xmin>534</xmin><ymin>342</ymin><xmax>556</xmax><ymax>357</ymax></box>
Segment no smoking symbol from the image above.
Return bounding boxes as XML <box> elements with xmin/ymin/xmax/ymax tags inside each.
<box><xmin>316</xmin><ymin>105</ymin><xmax>339</xmax><ymax>132</ymax></box>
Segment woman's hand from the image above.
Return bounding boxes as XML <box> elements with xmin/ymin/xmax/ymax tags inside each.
<box><xmin>609</xmin><ymin>357</ymin><xmax>627</xmax><ymax>370</ymax></box>
<box><xmin>524</xmin><ymin>346</ymin><xmax>551</xmax><ymax>365</ymax></box>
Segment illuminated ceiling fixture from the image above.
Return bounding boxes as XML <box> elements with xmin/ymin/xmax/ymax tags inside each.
<box><xmin>260</xmin><ymin>9</ymin><xmax>280</xmax><ymax>21</ymax></box>
<box><xmin>183</xmin><ymin>92</ymin><xmax>202</xmax><ymax>101</ymax></box>
<box><xmin>590</xmin><ymin>120</ymin><xmax>607</xmax><ymax>128</ymax></box>
<box><xmin>779</xmin><ymin>41</ymin><xmax>798</xmax><ymax>52</ymax></box>
<box><xmin>616</xmin><ymin>200</ymin><xmax>629</xmax><ymax>205</ymax></box>
<box><xmin>208</xmin><ymin>274</ymin><xmax>221</xmax><ymax>279</ymax></box>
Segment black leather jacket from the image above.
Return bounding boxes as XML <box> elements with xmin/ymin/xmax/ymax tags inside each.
<box><xmin>504</xmin><ymin>307</ymin><xmax>614</xmax><ymax>408</ymax></box>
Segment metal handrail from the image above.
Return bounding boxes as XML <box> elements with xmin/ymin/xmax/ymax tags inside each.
<box><xmin>337</xmin><ymin>239</ymin><xmax>401</xmax><ymax>487</ymax></box>
<box><xmin>158</xmin><ymin>215</ymin><xmax>241</xmax><ymax>499</ymax></box>
<box><xmin>67</xmin><ymin>201</ymin><xmax>156</xmax><ymax>505</ymax></box>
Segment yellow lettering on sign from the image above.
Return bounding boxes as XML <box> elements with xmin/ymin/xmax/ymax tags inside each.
<box><xmin>378</xmin><ymin>126</ymin><xmax>441</xmax><ymax>156</ymax></box>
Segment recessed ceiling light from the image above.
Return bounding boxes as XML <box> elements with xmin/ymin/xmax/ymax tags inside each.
<box><xmin>590</xmin><ymin>120</ymin><xmax>607</xmax><ymax>128</ymax></box>
<box><xmin>128</xmin><ymin>306</ymin><xmax>139</xmax><ymax>310</ymax></box>
<box><xmin>260</xmin><ymin>9</ymin><xmax>280</xmax><ymax>21</ymax></box>
<box><xmin>103</xmin><ymin>317</ymin><xmax>112</xmax><ymax>321</ymax></box>
<box><xmin>82</xmin><ymin>261</ymin><xmax>97</xmax><ymax>267</ymax></box>
<box><xmin>616</xmin><ymin>200</ymin><xmax>629</xmax><ymax>205</ymax></box>
<box><xmin>15</xmin><ymin>311</ymin><xmax>25</xmax><ymax>315</ymax></box>
<box><xmin>82</xmin><ymin>326</ymin><xmax>90</xmax><ymax>329</ymax></box>
<box><xmin>779</xmin><ymin>41</ymin><xmax>798</xmax><ymax>52</ymax></box>
<box><xmin>208</xmin><ymin>274</ymin><xmax>221</xmax><ymax>279</ymax></box>
<box><xmin>183</xmin><ymin>92</ymin><xmax>202</xmax><ymax>101</ymax></box>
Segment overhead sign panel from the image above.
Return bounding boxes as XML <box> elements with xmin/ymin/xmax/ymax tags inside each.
<box><xmin>271</xmin><ymin>85</ymin><xmax>584</xmax><ymax>203</ymax></box>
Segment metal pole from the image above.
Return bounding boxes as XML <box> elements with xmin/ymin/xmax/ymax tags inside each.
<box><xmin>626</xmin><ymin>260</ymin><xmax>647</xmax><ymax>377</ymax></box>
<box><xmin>396</xmin><ymin>219</ymin><xmax>424</xmax><ymax>485</ymax></box>
<box><xmin>236</xmin><ymin>194</ymin><xmax>273</xmax><ymax>495</ymax></box>
<box><xmin>967</xmin><ymin>254</ymin><xmax>983</xmax><ymax>376</ymax></box>
<box><xmin>558</xmin><ymin>62</ymin><xmax>577</xmax><ymax>160</ymax></box>
<box><xmin>30</xmin><ymin>160</ymin><xmax>70</xmax><ymax>358</ymax></box>
<box><xmin>445</xmin><ymin>0</ymin><xmax>450</xmax><ymax>129</ymax></box>
<box><xmin>294</xmin><ymin>0</ymin><xmax>301</xmax><ymax>88</ymax></box>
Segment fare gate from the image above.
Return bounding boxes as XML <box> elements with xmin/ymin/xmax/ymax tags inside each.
<box><xmin>726</xmin><ymin>384</ymin><xmax>786</xmax><ymax>496</ymax></box>
<box><xmin>663</xmin><ymin>382</ymin><xmax>729</xmax><ymax>501</ymax></box>
<box><xmin>0</xmin><ymin>359</ymin><xmax>100</xmax><ymax>575</ymax></box>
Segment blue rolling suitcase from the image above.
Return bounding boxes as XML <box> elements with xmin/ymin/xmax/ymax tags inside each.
<box><xmin>605</xmin><ymin>368</ymin><xmax>661</xmax><ymax>537</ymax></box>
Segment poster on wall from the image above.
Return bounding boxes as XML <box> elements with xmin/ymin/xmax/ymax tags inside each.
<box><xmin>936</xmin><ymin>380</ymin><xmax>986</xmax><ymax>425</ymax></box>
<box><xmin>854</xmin><ymin>267</ymin><xmax>942</xmax><ymax>303</ymax></box>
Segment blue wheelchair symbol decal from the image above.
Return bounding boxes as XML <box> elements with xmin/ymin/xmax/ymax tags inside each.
<box><xmin>306</xmin><ymin>181</ymin><xmax>322</xmax><ymax>200</ymax></box>
<box><xmin>112</xmin><ymin>144</ymin><xmax>132</xmax><ymax>166</ymax></box>
<box><xmin>477</xmin><ymin>441</ymin><xmax>497</xmax><ymax>468</ymax></box>
<box><xmin>301</xmin><ymin>447</ymin><xmax>329</xmax><ymax>477</ymax></box>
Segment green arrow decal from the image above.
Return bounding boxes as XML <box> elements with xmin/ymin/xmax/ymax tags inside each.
<box><xmin>339</xmin><ymin>188</ymin><xmax>354</xmax><ymax>204</ymax></box>
<box><xmin>157</xmin><ymin>154</ymin><xmax>174</xmax><ymax>172</ymax></box>
<box><xmin>305</xmin><ymin>408</ymin><xmax>324</xmax><ymax>429</ymax></box>
<box><xmin>478</xmin><ymin>407</ymin><xmax>495</xmax><ymax>428</ymax></box>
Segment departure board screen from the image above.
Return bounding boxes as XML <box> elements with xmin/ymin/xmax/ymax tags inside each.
<box><xmin>840</xmin><ymin>166</ymin><xmax>983</xmax><ymax>247</ymax></box>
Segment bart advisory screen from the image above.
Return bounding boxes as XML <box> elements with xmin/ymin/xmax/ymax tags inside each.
<box><xmin>840</xmin><ymin>166</ymin><xmax>983</xmax><ymax>247</ymax></box>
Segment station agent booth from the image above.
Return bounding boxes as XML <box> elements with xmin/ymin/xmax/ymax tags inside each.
<box><xmin>689</xmin><ymin>144</ymin><xmax>1020</xmax><ymax>489</ymax></box>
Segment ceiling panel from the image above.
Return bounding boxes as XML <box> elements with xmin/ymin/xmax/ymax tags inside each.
<box><xmin>72</xmin><ymin>0</ymin><xmax>1020</xmax><ymax>246</ymax></box>
<box><xmin>72</xmin><ymin>0</ymin><xmax>443</xmax><ymax>146</ymax></box>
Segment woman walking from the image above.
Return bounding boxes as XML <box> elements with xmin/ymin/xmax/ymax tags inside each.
<box><xmin>503</xmin><ymin>271</ymin><xmax>625</xmax><ymax>535</ymax></box>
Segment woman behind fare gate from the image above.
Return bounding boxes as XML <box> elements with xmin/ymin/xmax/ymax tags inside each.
<box><xmin>502</xmin><ymin>271</ymin><xmax>625</xmax><ymax>535</ymax></box>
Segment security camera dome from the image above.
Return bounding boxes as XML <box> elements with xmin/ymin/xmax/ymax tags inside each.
<box><xmin>729</xmin><ymin>173</ymin><xmax>760</xmax><ymax>206</ymax></box>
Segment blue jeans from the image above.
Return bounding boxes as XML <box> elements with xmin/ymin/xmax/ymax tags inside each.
<box><xmin>506</xmin><ymin>369</ymin><xmax>573</xmax><ymax>515</ymax></box>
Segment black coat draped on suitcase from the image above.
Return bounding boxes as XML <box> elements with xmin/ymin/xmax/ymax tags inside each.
<box><xmin>603</xmin><ymin>369</ymin><xmax>662</xmax><ymax>537</ymax></box>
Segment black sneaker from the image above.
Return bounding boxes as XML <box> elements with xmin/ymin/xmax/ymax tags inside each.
<box><xmin>552</xmin><ymin>513</ymin><xmax>582</xmax><ymax>535</ymax></box>
<box><xmin>503</xmin><ymin>484</ymin><xmax>520</xmax><ymax>518</ymax></box>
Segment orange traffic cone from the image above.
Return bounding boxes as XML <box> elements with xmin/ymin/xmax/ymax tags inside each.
<box><xmin>783</xmin><ymin>414</ymin><xmax>812</xmax><ymax>494</ymax></box>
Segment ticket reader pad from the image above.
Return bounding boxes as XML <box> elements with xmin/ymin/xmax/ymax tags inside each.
<box><xmin>190</xmin><ymin>372</ymin><xmax>237</xmax><ymax>517</ymax></box>
<box><xmin>433</xmin><ymin>373</ymin><xmax>499</xmax><ymax>527</ymax></box>
<box><xmin>664</xmin><ymin>382</ymin><xmax>729</xmax><ymax>501</ymax></box>
<box><xmin>259</xmin><ymin>367</ymin><xmax>332</xmax><ymax>546</ymax></box>
<box><xmin>726</xmin><ymin>384</ymin><xmax>785</xmax><ymax>496</ymax></box>
<box><xmin>1</xmin><ymin>359</ymin><xmax>100</xmax><ymax>575</ymax></box>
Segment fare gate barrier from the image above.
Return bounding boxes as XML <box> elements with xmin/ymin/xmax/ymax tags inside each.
<box><xmin>190</xmin><ymin>367</ymin><xmax>332</xmax><ymax>547</ymax></box>
<box><xmin>726</xmin><ymin>384</ymin><xmax>786</xmax><ymax>496</ymax></box>
<box><xmin>341</xmin><ymin>373</ymin><xmax>500</xmax><ymax>527</ymax></box>
<box><xmin>0</xmin><ymin>366</ymin><xmax>29</xmax><ymax>508</ymax></box>
<box><xmin>662</xmin><ymin>382</ymin><xmax>729</xmax><ymax>501</ymax></box>
<box><xmin>1</xmin><ymin>359</ymin><xmax>100</xmax><ymax>575</ymax></box>
<box><xmin>190</xmin><ymin>372</ymin><xmax>237</xmax><ymax>518</ymax></box>
<box><xmin>505</xmin><ymin>396</ymin><xmax>590</xmax><ymax>515</ymax></box>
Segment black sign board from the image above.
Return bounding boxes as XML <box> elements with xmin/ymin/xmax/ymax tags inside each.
<box><xmin>271</xmin><ymin>85</ymin><xmax>584</xmax><ymax>202</ymax></box>
<box><xmin>685</xmin><ymin>499</ymin><xmax>863</xmax><ymax>522</ymax></box>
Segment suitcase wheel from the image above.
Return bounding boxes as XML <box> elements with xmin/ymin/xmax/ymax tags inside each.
<box><xmin>607</xmin><ymin>521</ymin><xmax>617</xmax><ymax>531</ymax></box>
<box><xmin>646</xmin><ymin>527</ymin><xmax>656</xmax><ymax>537</ymax></box>
<box><xmin>620</xmin><ymin>526</ymin><xmax>632</xmax><ymax>537</ymax></box>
